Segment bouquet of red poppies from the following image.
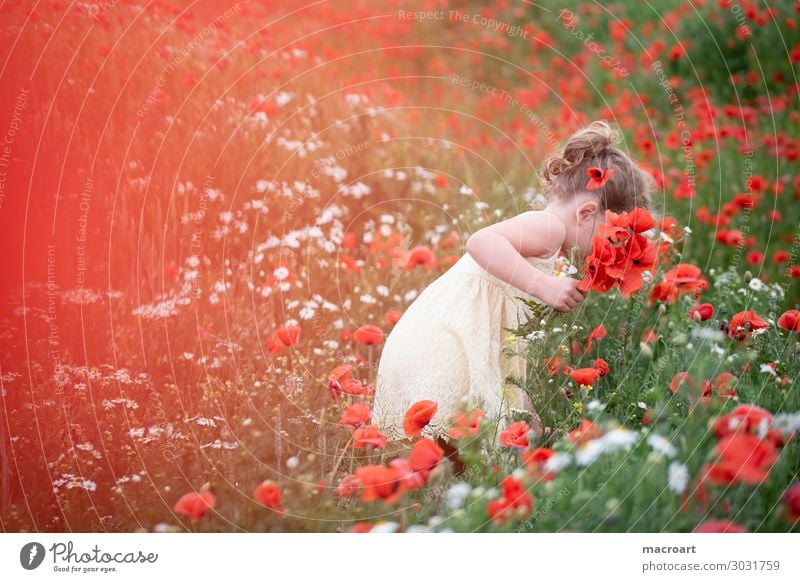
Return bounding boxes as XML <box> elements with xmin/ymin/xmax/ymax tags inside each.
<box><xmin>577</xmin><ymin>207</ymin><xmax>658</xmax><ymax>296</ymax></box>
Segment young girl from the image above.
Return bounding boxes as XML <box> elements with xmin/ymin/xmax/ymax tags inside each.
<box><xmin>372</xmin><ymin>120</ymin><xmax>656</xmax><ymax>461</ymax></box>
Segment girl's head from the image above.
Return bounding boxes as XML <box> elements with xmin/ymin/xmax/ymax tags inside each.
<box><xmin>533</xmin><ymin>120</ymin><xmax>658</xmax><ymax>258</ymax></box>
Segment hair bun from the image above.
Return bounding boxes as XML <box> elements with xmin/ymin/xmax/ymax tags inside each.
<box><xmin>541</xmin><ymin>120</ymin><xmax>621</xmax><ymax>183</ymax></box>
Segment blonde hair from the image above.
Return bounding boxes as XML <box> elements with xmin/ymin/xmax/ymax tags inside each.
<box><xmin>532</xmin><ymin>120</ymin><xmax>657</xmax><ymax>215</ymax></box>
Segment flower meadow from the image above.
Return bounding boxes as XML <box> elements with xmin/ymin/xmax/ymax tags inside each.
<box><xmin>1</xmin><ymin>0</ymin><xmax>799</xmax><ymax>534</ymax></box>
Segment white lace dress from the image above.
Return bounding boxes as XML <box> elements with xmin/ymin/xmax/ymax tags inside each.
<box><xmin>372</xmin><ymin>250</ymin><xmax>558</xmax><ymax>444</ymax></box>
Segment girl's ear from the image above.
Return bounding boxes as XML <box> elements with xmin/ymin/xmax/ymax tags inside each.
<box><xmin>577</xmin><ymin>199</ymin><xmax>600</xmax><ymax>224</ymax></box>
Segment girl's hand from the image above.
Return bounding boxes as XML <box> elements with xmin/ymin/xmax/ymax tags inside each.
<box><xmin>536</xmin><ymin>275</ymin><xmax>586</xmax><ymax>312</ymax></box>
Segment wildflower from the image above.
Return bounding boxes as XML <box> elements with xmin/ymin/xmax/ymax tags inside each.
<box><xmin>447</xmin><ymin>408</ymin><xmax>486</xmax><ymax>440</ymax></box>
<box><xmin>253</xmin><ymin>480</ymin><xmax>284</xmax><ymax>515</ymax></box>
<box><xmin>487</xmin><ymin>476</ymin><xmax>533</xmax><ymax>525</ymax></box>
<box><xmin>692</xmin><ymin>519</ymin><xmax>747</xmax><ymax>533</ymax></box>
<box><xmin>174</xmin><ymin>490</ymin><xmax>216</xmax><ymax>524</ymax></box>
<box><xmin>568</xmin><ymin>419</ymin><xmax>603</xmax><ymax>445</ymax></box>
<box><xmin>352</xmin><ymin>426</ymin><xmax>388</xmax><ymax>449</ymax></box>
<box><xmin>337</xmin><ymin>403</ymin><xmax>372</xmax><ymax>429</ymax></box>
<box><xmin>647</xmin><ymin>433</ymin><xmax>677</xmax><ymax>457</ymax></box>
<box><xmin>704</xmin><ymin>433</ymin><xmax>777</xmax><ymax>486</ymax></box>
<box><xmin>668</xmin><ymin>461</ymin><xmax>689</xmax><ymax>494</ymax></box>
<box><xmin>777</xmin><ymin>309</ymin><xmax>800</xmax><ymax>332</ymax></box>
<box><xmin>403</xmin><ymin>400</ymin><xmax>438</xmax><ymax>437</ymax></box>
<box><xmin>499</xmin><ymin>421</ymin><xmax>532</xmax><ymax>450</ymax></box>
<box><xmin>266</xmin><ymin>325</ymin><xmax>301</xmax><ymax>354</ymax></box>
<box><xmin>569</xmin><ymin>367</ymin><xmax>601</xmax><ymax>387</ymax></box>
<box><xmin>353</xmin><ymin>324</ymin><xmax>384</xmax><ymax>345</ymax></box>
<box><xmin>782</xmin><ymin>483</ymin><xmax>800</xmax><ymax>522</ymax></box>
<box><xmin>688</xmin><ymin>303</ymin><xmax>714</xmax><ymax>321</ymax></box>
<box><xmin>727</xmin><ymin>310</ymin><xmax>769</xmax><ymax>340</ymax></box>
<box><xmin>574</xmin><ymin>428</ymin><xmax>639</xmax><ymax>466</ymax></box>
<box><xmin>354</xmin><ymin>465</ymin><xmax>405</xmax><ymax>505</ymax></box>
<box><xmin>445</xmin><ymin>482</ymin><xmax>472</xmax><ymax>510</ymax></box>
<box><xmin>408</xmin><ymin>438</ymin><xmax>444</xmax><ymax>475</ymax></box>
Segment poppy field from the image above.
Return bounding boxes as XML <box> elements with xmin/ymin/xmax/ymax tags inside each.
<box><xmin>1</xmin><ymin>0</ymin><xmax>799</xmax><ymax>533</ymax></box>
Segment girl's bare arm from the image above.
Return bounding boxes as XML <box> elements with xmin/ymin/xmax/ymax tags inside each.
<box><xmin>465</xmin><ymin>211</ymin><xmax>584</xmax><ymax>310</ymax></box>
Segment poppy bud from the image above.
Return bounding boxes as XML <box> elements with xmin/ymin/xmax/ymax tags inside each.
<box><xmin>744</xmin><ymin>270</ymin><xmax>753</xmax><ymax>283</ymax></box>
<box><xmin>693</xmin><ymin>310</ymin><xmax>703</xmax><ymax>322</ymax></box>
<box><xmin>657</xmin><ymin>303</ymin><xmax>667</xmax><ymax>316</ymax></box>
<box><xmin>639</xmin><ymin>342</ymin><xmax>653</xmax><ymax>358</ymax></box>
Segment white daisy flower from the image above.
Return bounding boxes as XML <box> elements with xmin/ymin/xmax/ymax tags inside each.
<box><xmin>667</xmin><ymin>461</ymin><xmax>689</xmax><ymax>494</ymax></box>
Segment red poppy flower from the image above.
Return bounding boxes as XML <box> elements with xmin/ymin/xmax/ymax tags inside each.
<box><xmin>728</xmin><ymin>310</ymin><xmax>769</xmax><ymax>340</ymax></box>
<box><xmin>388</xmin><ymin>460</ymin><xmax>428</xmax><ymax>493</ymax></box>
<box><xmin>544</xmin><ymin>356</ymin><xmax>563</xmax><ymax>375</ymax></box>
<box><xmin>253</xmin><ymin>480</ymin><xmax>284</xmax><ymax>515</ymax></box>
<box><xmin>352</xmin><ymin>425</ymin><xmax>388</xmax><ymax>449</ymax></box>
<box><xmin>487</xmin><ymin>476</ymin><xmax>533</xmax><ymax>524</ymax></box>
<box><xmin>568</xmin><ymin>419</ymin><xmax>602</xmax><ymax>445</ymax></box>
<box><xmin>570</xmin><ymin>367</ymin><xmax>601</xmax><ymax>386</ymax></box>
<box><xmin>403</xmin><ymin>400</ymin><xmax>438</xmax><ymax>437</ymax></box>
<box><xmin>577</xmin><ymin>210</ymin><xmax>657</xmax><ymax>296</ymax></box>
<box><xmin>669</xmin><ymin>371</ymin><xmax>695</xmax><ymax>394</ymax></box>
<box><xmin>706</xmin><ymin>433</ymin><xmax>778</xmax><ymax>486</ymax></box>
<box><xmin>337</xmin><ymin>403</ymin><xmax>372</xmax><ymax>429</ymax></box>
<box><xmin>174</xmin><ymin>490</ymin><xmax>216</xmax><ymax>524</ymax></box>
<box><xmin>649</xmin><ymin>264</ymin><xmax>708</xmax><ymax>305</ymax></box>
<box><xmin>327</xmin><ymin>364</ymin><xmax>368</xmax><ymax>402</ymax></box>
<box><xmin>688</xmin><ymin>303</ymin><xmax>715</xmax><ymax>321</ymax></box>
<box><xmin>385</xmin><ymin>309</ymin><xmax>404</xmax><ymax>325</ymax></box>
<box><xmin>399</xmin><ymin>246</ymin><xmax>440</xmax><ymax>270</ymax></box>
<box><xmin>351</xmin><ymin>522</ymin><xmax>372</xmax><ymax>532</ymax></box>
<box><xmin>692</xmin><ymin>519</ymin><xmax>747</xmax><ymax>533</ymax></box>
<box><xmin>782</xmin><ymin>482</ymin><xmax>800</xmax><ymax>522</ymax></box>
<box><xmin>592</xmin><ymin>358</ymin><xmax>611</xmax><ymax>376</ymax></box>
<box><xmin>354</xmin><ymin>465</ymin><xmax>405</xmax><ymax>504</ymax></box>
<box><xmin>713</xmin><ymin>403</ymin><xmax>774</xmax><ymax>439</ymax></box>
<box><xmin>353</xmin><ymin>324</ymin><xmax>384</xmax><ymax>345</ymax></box>
<box><xmin>522</xmin><ymin>447</ymin><xmax>556</xmax><ymax>480</ymax></box>
<box><xmin>408</xmin><ymin>438</ymin><xmax>445</xmax><ymax>474</ymax></box>
<box><xmin>777</xmin><ymin>309</ymin><xmax>800</xmax><ymax>332</ymax></box>
<box><xmin>335</xmin><ymin>475</ymin><xmax>362</xmax><ymax>497</ymax></box>
<box><xmin>499</xmin><ymin>421</ymin><xmax>531</xmax><ymax>450</ymax></box>
<box><xmin>586</xmin><ymin>324</ymin><xmax>607</xmax><ymax>352</ymax></box>
<box><xmin>265</xmin><ymin>325</ymin><xmax>301</xmax><ymax>354</ymax></box>
<box><xmin>447</xmin><ymin>408</ymin><xmax>486</xmax><ymax>440</ymax></box>
<box><xmin>585</xmin><ymin>166</ymin><xmax>615</xmax><ymax>190</ymax></box>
